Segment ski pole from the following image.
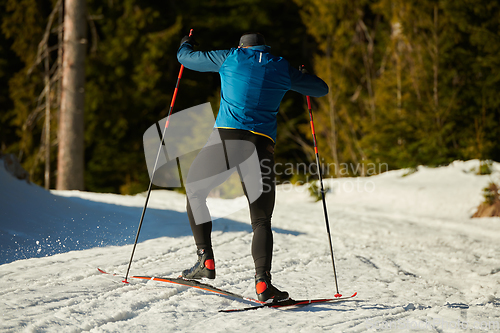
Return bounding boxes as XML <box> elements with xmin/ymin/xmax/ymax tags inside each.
<box><xmin>304</xmin><ymin>74</ymin><xmax>342</xmax><ymax>297</ymax></box>
<box><xmin>123</xmin><ymin>29</ymin><xmax>193</xmax><ymax>283</ymax></box>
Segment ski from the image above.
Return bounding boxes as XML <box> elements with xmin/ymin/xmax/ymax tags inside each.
<box><xmin>219</xmin><ymin>292</ymin><xmax>358</xmax><ymax>313</ymax></box>
<box><xmin>97</xmin><ymin>268</ymin><xmax>264</xmax><ymax>304</ymax></box>
<box><xmin>98</xmin><ymin>268</ymin><xmax>356</xmax><ymax>312</ymax></box>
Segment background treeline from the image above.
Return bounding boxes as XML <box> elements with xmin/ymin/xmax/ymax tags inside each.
<box><xmin>0</xmin><ymin>0</ymin><xmax>499</xmax><ymax>194</ymax></box>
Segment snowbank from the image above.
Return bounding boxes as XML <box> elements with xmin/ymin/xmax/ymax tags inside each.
<box><xmin>323</xmin><ymin>160</ymin><xmax>500</xmax><ymax>220</ymax></box>
<box><xmin>0</xmin><ymin>162</ymin><xmax>197</xmax><ymax>264</ymax></box>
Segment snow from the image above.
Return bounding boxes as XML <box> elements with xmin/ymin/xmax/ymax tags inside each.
<box><xmin>1</xmin><ymin>159</ymin><xmax>500</xmax><ymax>332</ymax></box>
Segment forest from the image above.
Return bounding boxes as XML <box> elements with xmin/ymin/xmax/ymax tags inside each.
<box><xmin>1</xmin><ymin>0</ymin><xmax>499</xmax><ymax>194</ymax></box>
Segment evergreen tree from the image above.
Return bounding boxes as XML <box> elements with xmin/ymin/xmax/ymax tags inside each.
<box><xmin>295</xmin><ymin>0</ymin><xmax>500</xmax><ymax>171</ymax></box>
<box><xmin>1</xmin><ymin>0</ymin><xmax>49</xmax><ymax>180</ymax></box>
<box><xmin>0</xmin><ymin>0</ymin><xmax>24</xmax><ymax>154</ymax></box>
<box><xmin>2</xmin><ymin>0</ymin><xmax>498</xmax><ymax>193</ymax></box>
<box><xmin>442</xmin><ymin>0</ymin><xmax>500</xmax><ymax>162</ymax></box>
<box><xmin>294</xmin><ymin>0</ymin><xmax>386</xmax><ymax>175</ymax></box>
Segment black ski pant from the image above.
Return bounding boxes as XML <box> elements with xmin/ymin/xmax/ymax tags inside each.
<box><xmin>185</xmin><ymin>128</ymin><xmax>275</xmax><ymax>275</ymax></box>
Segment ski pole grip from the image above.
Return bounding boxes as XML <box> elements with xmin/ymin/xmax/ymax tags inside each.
<box><xmin>301</xmin><ymin>65</ymin><xmax>313</xmax><ymax>110</ymax></box>
<box><xmin>189</xmin><ymin>29</ymin><xmax>193</xmax><ymax>37</ymax></box>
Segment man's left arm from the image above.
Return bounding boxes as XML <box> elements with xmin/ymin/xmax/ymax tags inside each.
<box><xmin>289</xmin><ymin>65</ymin><xmax>329</xmax><ymax>97</ymax></box>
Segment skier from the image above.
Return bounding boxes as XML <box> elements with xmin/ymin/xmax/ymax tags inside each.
<box><xmin>177</xmin><ymin>32</ymin><xmax>328</xmax><ymax>302</ymax></box>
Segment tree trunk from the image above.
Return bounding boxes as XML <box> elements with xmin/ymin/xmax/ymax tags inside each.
<box><xmin>57</xmin><ymin>0</ymin><xmax>86</xmax><ymax>190</ymax></box>
<box><xmin>44</xmin><ymin>47</ymin><xmax>51</xmax><ymax>189</ymax></box>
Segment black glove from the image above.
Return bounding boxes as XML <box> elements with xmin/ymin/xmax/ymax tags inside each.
<box><xmin>299</xmin><ymin>65</ymin><xmax>309</xmax><ymax>74</ymax></box>
<box><xmin>181</xmin><ymin>35</ymin><xmax>198</xmax><ymax>47</ymax></box>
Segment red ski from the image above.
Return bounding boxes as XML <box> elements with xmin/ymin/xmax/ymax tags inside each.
<box><xmin>219</xmin><ymin>292</ymin><xmax>358</xmax><ymax>313</ymax></box>
<box><xmin>97</xmin><ymin>268</ymin><xmax>264</xmax><ymax>304</ymax></box>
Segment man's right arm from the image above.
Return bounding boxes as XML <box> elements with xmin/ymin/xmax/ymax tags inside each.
<box><xmin>289</xmin><ymin>65</ymin><xmax>329</xmax><ymax>97</ymax></box>
<box><xmin>177</xmin><ymin>43</ymin><xmax>231</xmax><ymax>73</ymax></box>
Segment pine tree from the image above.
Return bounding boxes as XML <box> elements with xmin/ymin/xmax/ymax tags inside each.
<box><xmin>295</xmin><ymin>0</ymin><xmax>500</xmax><ymax>170</ymax></box>
<box><xmin>294</xmin><ymin>0</ymin><xmax>386</xmax><ymax>175</ymax></box>
<box><xmin>1</xmin><ymin>0</ymin><xmax>48</xmax><ymax>179</ymax></box>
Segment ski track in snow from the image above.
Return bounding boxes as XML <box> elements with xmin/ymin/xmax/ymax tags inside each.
<box><xmin>1</xmin><ymin>160</ymin><xmax>500</xmax><ymax>332</ymax></box>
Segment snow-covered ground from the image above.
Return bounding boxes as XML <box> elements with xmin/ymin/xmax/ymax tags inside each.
<box><xmin>1</xmin><ymin>160</ymin><xmax>499</xmax><ymax>332</ymax></box>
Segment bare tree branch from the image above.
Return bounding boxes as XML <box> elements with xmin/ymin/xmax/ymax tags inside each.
<box><xmin>28</xmin><ymin>0</ymin><xmax>62</xmax><ymax>75</ymax></box>
<box><xmin>87</xmin><ymin>12</ymin><xmax>99</xmax><ymax>54</ymax></box>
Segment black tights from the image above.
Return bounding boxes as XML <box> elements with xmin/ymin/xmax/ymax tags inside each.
<box><xmin>185</xmin><ymin>128</ymin><xmax>275</xmax><ymax>275</ymax></box>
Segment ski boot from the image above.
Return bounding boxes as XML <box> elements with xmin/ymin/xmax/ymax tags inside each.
<box><xmin>182</xmin><ymin>248</ymin><xmax>216</xmax><ymax>280</ymax></box>
<box><xmin>255</xmin><ymin>271</ymin><xmax>289</xmax><ymax>303</ymax></box>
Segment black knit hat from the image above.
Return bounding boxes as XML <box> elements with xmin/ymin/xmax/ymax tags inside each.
<box><xmin>239</xmin><ymin>33</ymin><xmax>266</xmax><ymax>47</ymax></box>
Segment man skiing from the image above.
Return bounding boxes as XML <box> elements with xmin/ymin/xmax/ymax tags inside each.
<box><xmin>177</xmin><ymin>32</ymin><xmax>328</xmax><ymax>302</ymax></box>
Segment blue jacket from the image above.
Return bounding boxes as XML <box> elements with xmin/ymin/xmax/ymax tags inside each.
<box><xmin>177</xmin><ymin>43</ymin><xmax>329</xmax><ymax>141</ymax></box>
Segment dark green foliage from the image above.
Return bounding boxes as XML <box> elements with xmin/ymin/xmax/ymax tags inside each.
<box><xmin>478</xmin><ymin>160</ymin><xmax>493</xmax><ymax>175</ymax></box>
<box><xmin>1</xmin><ymin>0</ymin><xmax>48</xmax><ymax>179</ymax></box>
<box><xmin>1</xmin><ymin>0</ymin><xmax>499</xmax><ymax>194</ymax></box>
<box><xmin>308</xmin><ymin>181</ymin><xmax>330</xmax><ymax>202</ymax></box>
<box><xmin>0</xmin><ymin>0</ymin><xmax>24</xmax><ymax>153</ymax></box>
<box><xmin>295</xmin><ymin>0</ymin><xmax>500</xmax><ymax>172</ymax></box>
<box><xmin>482</xmin><ymin>183</ymin><xmax>498</xmax><ymax>205</ymax></box>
